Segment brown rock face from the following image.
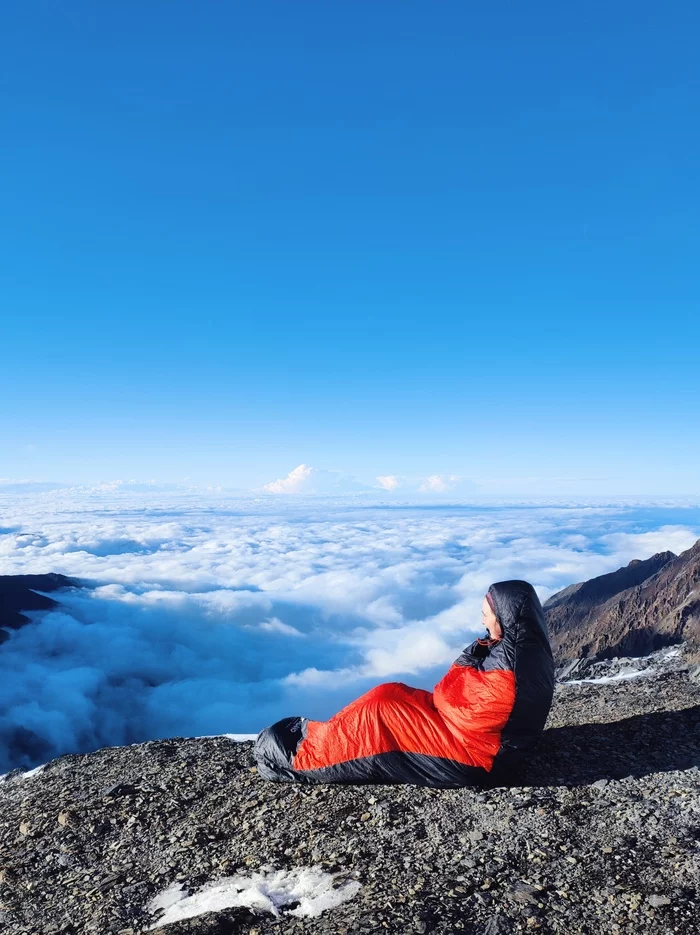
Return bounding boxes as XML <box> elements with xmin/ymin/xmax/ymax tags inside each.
<box><xmin>544</xmin><ymin>541</ymin><xmax>700</xmax><ymax>662</ymax></box>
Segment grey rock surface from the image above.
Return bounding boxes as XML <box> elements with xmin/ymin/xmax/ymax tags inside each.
<box><xmin>1</xmin><ymin>648</ymin><xmax>698</xmax><ymax>935</ymax></box>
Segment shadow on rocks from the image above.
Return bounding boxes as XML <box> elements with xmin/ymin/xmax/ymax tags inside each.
<box><xmin>149</xmin><ymin>906</ymin><xmax>263</xmax><ymax>934</ymax></box>
<box><xmin>511</xmin><ymin>704</ymin><xmax>700</xmax><ymax>787</ymax></box>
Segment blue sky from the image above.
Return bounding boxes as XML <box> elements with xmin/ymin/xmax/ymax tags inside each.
<box><xmin>2</xmin><ymin>2</ymin><xmax>699</xmax><ymax>494</ymax></box>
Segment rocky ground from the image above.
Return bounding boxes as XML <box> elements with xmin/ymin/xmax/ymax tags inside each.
<box><xmin>1</xmin><ymin>647</ymin><xmax>699</xmax><ymax>935</ymax></box>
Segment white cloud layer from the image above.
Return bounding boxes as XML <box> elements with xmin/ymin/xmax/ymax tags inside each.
<box><xmin>0</xmin><ymin>489</ymin><xmax>698</xmax><ymax>771</ymax></box>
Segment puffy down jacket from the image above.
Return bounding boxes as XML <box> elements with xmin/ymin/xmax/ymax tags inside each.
<box><xmin>254</xmin><ymin>579</ymin><xmax>554</xmax><ymax>787</ymax></box>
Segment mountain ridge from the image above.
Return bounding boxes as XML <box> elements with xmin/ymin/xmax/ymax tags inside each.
<box><xmin>544</xmin><ymin>540</ymin><xmax>700</xmax><ymax>663</ymax></box>
<box><xmin>0</xmin><ymin>573</ymin><xmax>79</xmax><ymax>644</ymax></box>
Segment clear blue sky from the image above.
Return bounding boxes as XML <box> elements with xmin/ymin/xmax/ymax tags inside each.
<box><xmin>2</xmin><ymin>1</ymin><xmax>699</xmax><ymax>494</ymax></box>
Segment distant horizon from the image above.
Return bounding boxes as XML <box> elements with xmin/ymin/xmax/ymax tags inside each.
<box><xmin>2</xmin><ymin>470</ymin><xmax>700</xmax><ymax>502</ymax></box>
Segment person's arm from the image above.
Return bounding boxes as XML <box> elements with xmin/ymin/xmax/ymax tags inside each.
<box><xmin>453</xmin><ymin>637</ymin><xmax>494</xmax><ymax>670</ymax></box>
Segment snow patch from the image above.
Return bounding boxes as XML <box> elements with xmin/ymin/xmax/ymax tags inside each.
<box><xmin>561</xmin><ymin>643</ymin><xmax>688</xmax><ymax>686</ymax></box>
<box><xmin>195</xmin><ymin>733</ymin><xmax>258</xmax><ymax>742</ymax></box>
<box><xmin>564</xmin><ymin>667</ymin><xmax>655</xmax><ymax>686</ymax></box>
<box><xmin>22</xmin><ymin>763</ymin><xmax>46</xmax><ymax>778</ymax></box>
<box><xmin>148</xmin><ymin>867</ymin><xmax>361</xmax><ymax>928</ymax></box>
<box><xmin>0</xmin><ymin>763</ymin><xmax>46</xmax><ymax>783</ymax></box>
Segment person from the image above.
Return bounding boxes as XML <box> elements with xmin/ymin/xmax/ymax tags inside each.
<box><xmin>254</xmin><ymin>579</ymin><xmax>554</xmax><ymax>788</ymax></box>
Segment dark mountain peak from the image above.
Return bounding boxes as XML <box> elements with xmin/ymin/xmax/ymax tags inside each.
<box><xmin>544</xmin><ymin>540</ymin><xmax>700</xmax><ymax>662</ymax></box>
<box><xmin>1</xmin><ymin>572</ymin><xmax>76</xmax><ymax>592</ymax></box>
<box><xmin>544</xmin><ymin>550</ymin><xmax>676</xmax><ymax>623</ymax></box>
<box><xmin>683</xmin><ymin>537</ymin><xmax>700</xmax><ymax>558</ymax></box>
<box><xmin>0</xmin><ymin>574</ymin><xmax>79</xmax><ymax>642</ymax></box>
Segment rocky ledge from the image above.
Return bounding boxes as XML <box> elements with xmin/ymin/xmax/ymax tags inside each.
<box><xmin>1</xmin><ymin>648</ymin><xmax>699</xmax><ymax>935</ymax></box>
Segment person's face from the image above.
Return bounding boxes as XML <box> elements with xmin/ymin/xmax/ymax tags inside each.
<box><xmin>481</xmin><ymin>596</ymin><xmax>503</xmax><ymax>640</ymax></box>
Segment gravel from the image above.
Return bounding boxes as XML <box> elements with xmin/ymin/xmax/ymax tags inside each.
<box><xmin>1</xmin><ymin>646</ymin><xmax>698</xmax><ymax>935</ymax></box>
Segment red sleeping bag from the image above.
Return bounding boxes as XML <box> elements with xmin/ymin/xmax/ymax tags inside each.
<box><xmin>255</xmin><ymin>580</ymin><xmax>554</xmax><ymax>787</ymax></box>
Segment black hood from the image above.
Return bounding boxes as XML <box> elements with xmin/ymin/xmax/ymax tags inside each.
<box><xmin>482</xmin><ymin>579</ymin><xmax>555</xmax><ymax>776</ymax></box>
<box><xmin>487</xmin><ymin>579</ymin><xmax>553</xmax><ymax>669</ymax></box>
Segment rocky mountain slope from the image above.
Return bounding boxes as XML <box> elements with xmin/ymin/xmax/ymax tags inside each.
<box><xmin>1</xmin><ymin>646</ymin><xmax>699</xmax><ymax>935</ymax></box>
<box><xmin>544</xmin><ymin>540</ymin><xmax>700</xmax><ymax>662</ymax></box>
<box><xmin>0</xmin><ymin>574</ymin><xmax>78</xmax><ymax>644</ymax></box>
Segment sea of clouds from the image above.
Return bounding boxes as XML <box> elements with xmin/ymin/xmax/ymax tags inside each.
<box><xmin>1</xmin><ymin>489</ymin><xmax>699</xmax><ymax>772</ymax></box>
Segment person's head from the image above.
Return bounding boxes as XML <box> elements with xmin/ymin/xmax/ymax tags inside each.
<box><xmin>481</xmin><ymin>592</ymin><xmax>503</xmax><ymax>641</ymax></box>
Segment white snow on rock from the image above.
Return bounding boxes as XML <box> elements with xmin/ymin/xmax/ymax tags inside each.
<box><xmin>147</xmin><ymin>866</ymin><xmax>361</xmax><ymax>928</ymax></box>
<box><xmin>560</xmin><ymin>643</ymin><xmax>688</xmax><ymax>686</ymax></box>
<box><xmin>0</xmin><ymin>763</ymin><xmax>46</xmax><ymax>784</ymax></box>
<box><xmin>194</xmin><ymin>733</ymin><xmax>258</xmax><ymax>742</ymax></box>
<box><xmin>564</xmin><ymin>667</ymin><xmax>655</xmax><ymax>686</ymax></box>
<box><xmin>22</xmin><ymin>763</ymin><xmax>47</xmax><ymax>778</ymax></box>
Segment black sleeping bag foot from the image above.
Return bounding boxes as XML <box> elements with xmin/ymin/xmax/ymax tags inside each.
<box><xmin>254</xmin><ymin>716</ymin><xmax>308</xmax><ymax>782</ymax></box>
